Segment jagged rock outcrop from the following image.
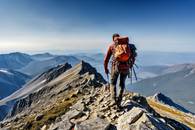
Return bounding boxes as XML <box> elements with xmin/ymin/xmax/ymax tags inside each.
<box><xmin>0</xmin><ymin>61</ymin><xmax>194</xmax><ymax>130</ymax></box>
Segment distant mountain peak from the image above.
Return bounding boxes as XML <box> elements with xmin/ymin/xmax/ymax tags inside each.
<box><xmin>38</xmin><ymin>52</ymin><xmax>52</xmax><ymax>55</ymax></box>
<box><xmin>75</xmin><ymin>61</ymin><xmax>106</xmax><ymax>83</ymax></box>
<box><xmin>153</xmin><ymin>92</ymin><xmax>172</xmax><ymax>103</ymax></box>
<box><xmin>32</xmin><ymin>52</ymin><xmax>53</xmax><ymax>57</ymax></box>
<box><xmin>78</xmin><ymin>60</ymin><xmax>97</xmax><ymax>74</ymax></box>
<box><xmin>0</xmin><ymin>52</ymin><xmax>33</xmax><ymax>70</ymax></box>
<box><xmin>8</xmin><ymin>52</ymin><xmax>27</xmax><ymax>55</ymax></box>
<box><xmin>152</xmin><ymin>92</ymin><xmax>192</xmax><ymax>114</ymax></box>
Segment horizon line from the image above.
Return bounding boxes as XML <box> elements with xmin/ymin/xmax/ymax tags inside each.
<box><xmin>1</xmin><ymin>50</ymin><xmax>195</xmax><ymax>55</ymax></box>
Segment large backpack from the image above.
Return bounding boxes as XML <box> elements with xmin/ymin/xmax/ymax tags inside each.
<box><xmin>113</xmin><ymin>37</ymin><xmax>132</xmax><ymax>62</ymax></box>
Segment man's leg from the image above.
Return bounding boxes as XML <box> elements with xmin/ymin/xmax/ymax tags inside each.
<box><xmin>110</xmin><ymin>68</ymin><xmax>119</xmax><ymax>105</ymax></box>
<box><xmin>118</xmin><ymin>72</ymin><xmax>128</xmax><ymax>107</ymax></box>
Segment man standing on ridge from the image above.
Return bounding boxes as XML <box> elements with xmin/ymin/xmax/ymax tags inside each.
<box><xmin>104</xmin><ymin>33</ymin><xmax>137</xmax><ymax>108</ymax></box>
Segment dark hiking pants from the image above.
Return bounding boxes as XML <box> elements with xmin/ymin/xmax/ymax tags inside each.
<box><xmin>110</xmin><ymin>67</ymin><xmax>128</xmax><ymax>105</ymax></box>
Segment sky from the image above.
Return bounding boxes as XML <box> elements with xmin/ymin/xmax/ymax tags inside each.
<box><xmin>0</xmin><ymin>0</ymin><xmax>195</xmax><ymax>54</ymax></box>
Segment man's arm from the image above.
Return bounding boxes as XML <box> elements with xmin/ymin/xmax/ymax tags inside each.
<box><xmin>104</xmin><ymin>45</ymin><xmax>112</xmax><ymax>74</ymax></box>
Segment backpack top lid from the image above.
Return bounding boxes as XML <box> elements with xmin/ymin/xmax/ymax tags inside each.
<box><xmin>115</xmin><ymin>36</ymin><xmax>129</xmax><ymax>44</ymax></box>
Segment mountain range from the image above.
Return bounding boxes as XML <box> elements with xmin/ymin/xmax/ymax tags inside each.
<box><xmin>20</xmin><ymin>55</ymin><xmax>80</xmax><ymax>76</ymax></box>
<box><xmin>0</xmin><ymin>52</ymin><xmax>33</xmax><ymax>70</ymax></box>
<box><xmin>0</xmin><ymin>61</ymin><xmax>194</xmax><ymax>130</ymax></box>
<box><xmin>1</xmin><ymin>52</ymin><xmax>195</xmax><ymax>117</ymax></box>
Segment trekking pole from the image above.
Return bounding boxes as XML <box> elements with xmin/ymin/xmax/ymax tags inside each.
<box><xmin>132</xmin><ymin>66</ymin><xmax>138</xmax><ymax>81</ymax></box>
<box><xmin>134</xmin><ymin>63</ymin><xmax>139</xmax><ymax>69</ymax></box>
<box><xmin>130</xmin><ymin>68</ymin><xmax>133</xmax><ymax>84</ymax></box>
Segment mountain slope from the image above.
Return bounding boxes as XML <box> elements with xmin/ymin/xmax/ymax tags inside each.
<box><xmin>0</xmin><ymin>61</ymin><xmax>194</xmax><ymax>130</ymax></box>
<box><xmin>0</xmin><ymin>69</ymin><xmax>31</xmax><ymax>99</ymax></box>
<box><xmin>0</xmin><ymin>63</ymin><xmax>72</xmax><ymax>121</ymax></box>
<box><xmin>0</xmin><ymin>52</ymin><xmax>33</xmax><ymax>69</ymax></box>
<box><xmin>0</xmin><ymin>63</ymin><xmax>72</xmax><ymax>105</ymax></box>
<box><xmin>131</xmin><ymin>66</ymin><xmax>195</xmax><ymax>113</ymax></box>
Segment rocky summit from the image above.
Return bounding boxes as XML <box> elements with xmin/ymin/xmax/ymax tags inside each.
<box><xmin>0</xmin><ymin>61</ymin><xmax>195</xmax><ymax>130</ymax></box>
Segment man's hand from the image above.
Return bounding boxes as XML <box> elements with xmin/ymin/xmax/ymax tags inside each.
<box><xmin>105</xmin><ymin>68</ymin><xmax>109</xmax><ymax>74</ymax></box>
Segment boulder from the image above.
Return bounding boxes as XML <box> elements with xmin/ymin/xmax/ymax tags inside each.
<box><xmin>117</xmin><ymin>107</ymin><xmax>173</xmax><ymax>130</ymax></box>
<box><xmin>48</xmin><ymin>109</ymin><xmax>82</xmax><ymax>130</ymax></box>
<box><xmin>49</xmin><ymin>120</ymin><xmax>73</xmax><ymax>130</ymax></box>
<box><xmin>117</xmin><ymin>107</ymin><xmax>144</xmax><ymax>130</ymax></box>
<box><xmin>129</xmin><ymin>113</ymin><xmax>172</xmax><ymax>130</ymax></box>
<box><xmin>74</xmin><ymin>117</ymin><xmax>111</xmax><ymax>130</ymax></box>
<box><xmin>41</xmin><ymin>125</ymin><xmax>47</xmax><ymax>130</ymax></box>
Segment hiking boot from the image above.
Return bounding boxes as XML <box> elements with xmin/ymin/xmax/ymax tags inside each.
<box><xmin>116</xmin><ymin>102</ymin><xmax>123</xmax><ymax>109</ymax></box>
<box><xmin>115</xmin><ymin>99</ymin><xmax>121</xmax><ymax>109</ymax></box>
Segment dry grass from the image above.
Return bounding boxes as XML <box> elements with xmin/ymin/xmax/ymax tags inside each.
<box><xmin>30</xmin><ymin>93</ymin><xmax>81</xmax><ymax>130</ymax></box>
<box><xmin>30</xmin><ymin>99</ymin><xmax>73</xmax><ymax>130</ymax></box>
<box><xmin>147</xmin><ymin>99</ymin><xmax>195</xmax><ymax>129</ymax></box>
<box><xmin>10</xmin><ymin>90</ymin><xmax>82</xmax><ymax>130</ymax></box>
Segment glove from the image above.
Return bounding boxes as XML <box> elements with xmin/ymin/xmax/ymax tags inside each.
<box><xmin>105</xmin><ymin>68</ymin><xmax>109</xmax><ymax>74</ymax></box>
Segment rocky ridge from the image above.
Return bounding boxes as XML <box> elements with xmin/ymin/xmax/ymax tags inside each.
<box><xmin>0</xmin><ymin>61</ymin><xmax>194</xmax><ymax>130</ymax></box>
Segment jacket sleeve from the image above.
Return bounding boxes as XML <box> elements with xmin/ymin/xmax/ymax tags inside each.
<box><xmin>104</xmin><ymin>45</ymin><xmax>113</xmax><ymax>70</ymax></box>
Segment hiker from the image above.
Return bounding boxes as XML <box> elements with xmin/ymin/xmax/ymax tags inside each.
<box><xmin>104</xmin><ymin>33</ymin><xmax>137</xmax><ymax>108</ymax></box>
